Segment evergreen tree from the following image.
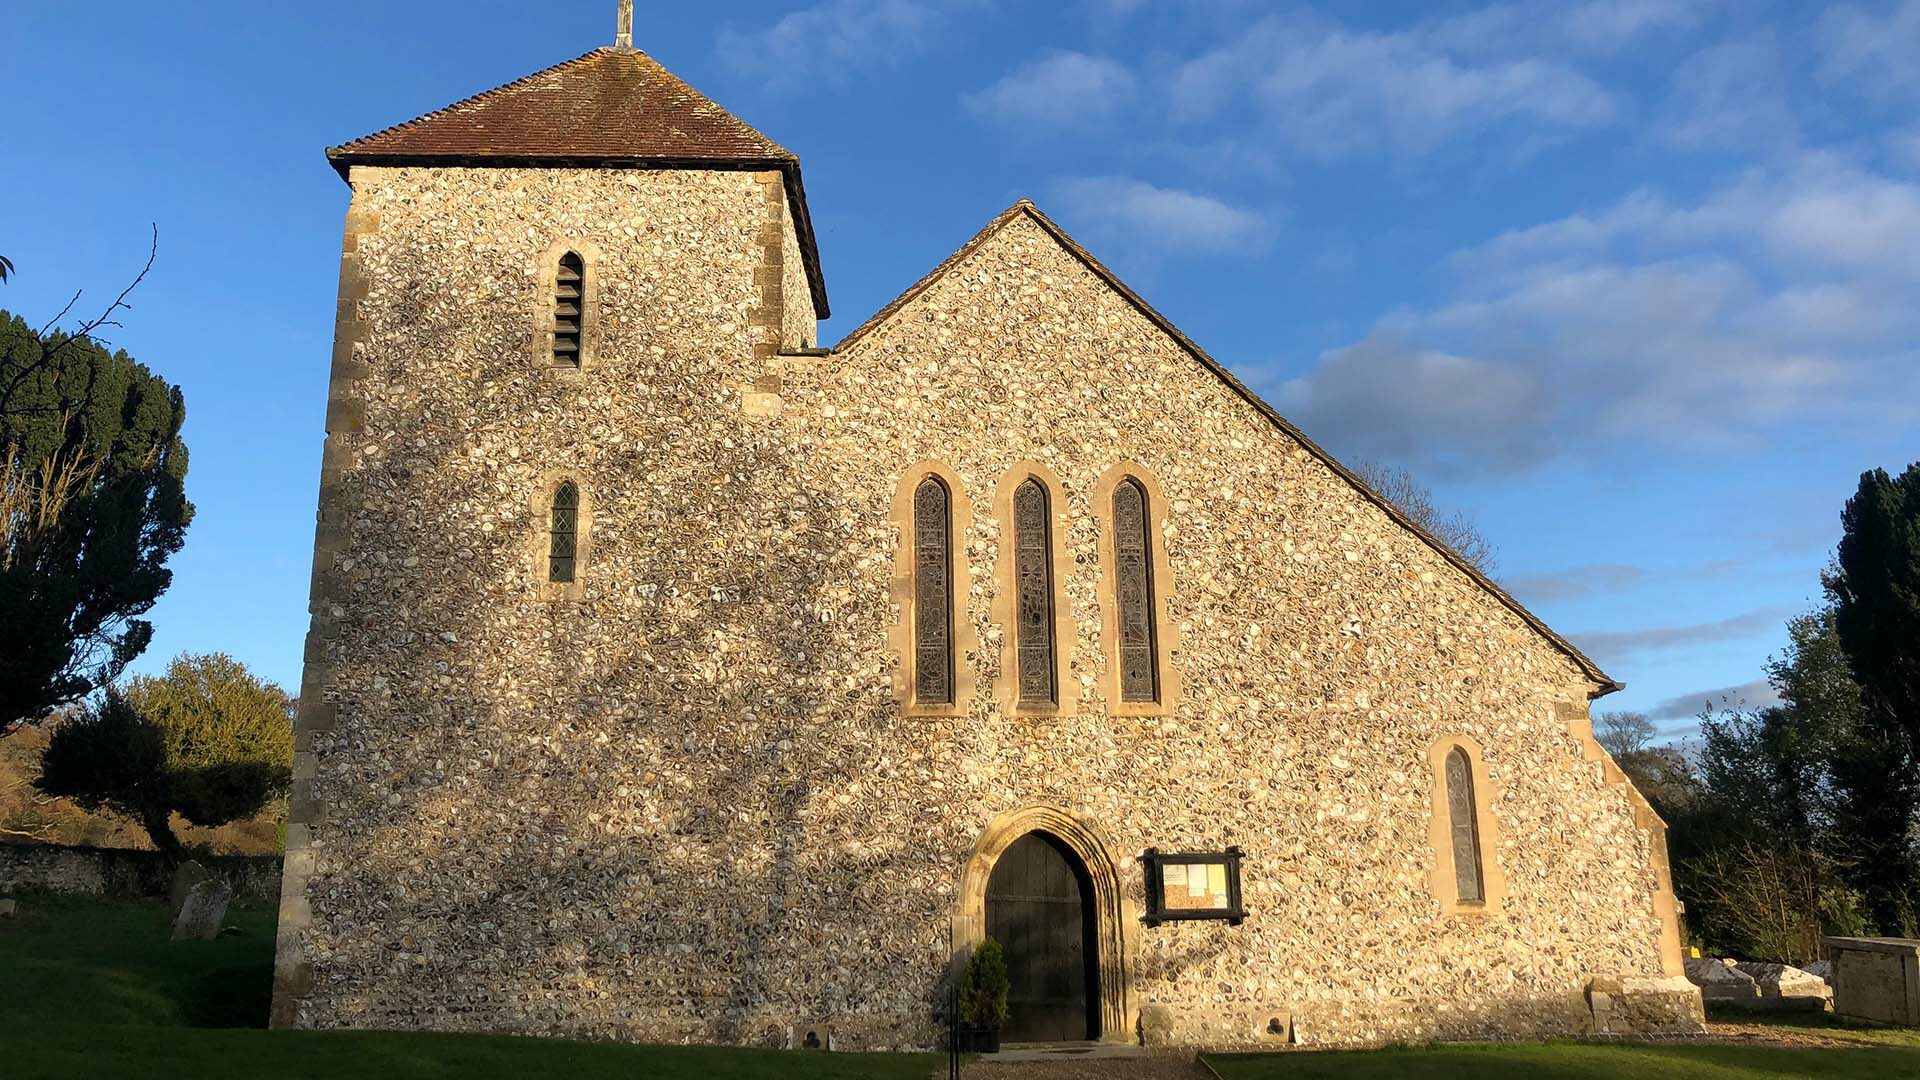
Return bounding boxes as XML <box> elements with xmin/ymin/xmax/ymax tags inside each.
<box><xmin>36</xmin><ymin>654</ymin><xmax>292</xmax><ymax>854</ymax></box>
<box><xmin>0</xmin><ymin>310</ymin><xmax>191</xmax><ymax>730</ymax></box>
<box><xmin>1831</xmin><ymin>464</ymin><xmax>1920</xmax><ymax>754</ymax></box>
<box><xmin>1826</xmin><ymin>466</ymin><xmax>1920</xmax><ymax>932</ymax></box>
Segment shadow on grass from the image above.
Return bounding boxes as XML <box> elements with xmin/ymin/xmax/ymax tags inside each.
<box><xmin>1206</xmin><ymin>1038</ymin><xmax>1920</xmax><ymax>1080</ymax></box>
<box><xmin>0</xmin><ymin>892</ymin><xmax>276</xmax><ymax>1029</ymax></box>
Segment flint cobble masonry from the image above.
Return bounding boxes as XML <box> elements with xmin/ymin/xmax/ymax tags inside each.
<box><xmin>274</xmin><ymin>40</ymin><xmax>1698</xmax><ymax>1051</ymax></box>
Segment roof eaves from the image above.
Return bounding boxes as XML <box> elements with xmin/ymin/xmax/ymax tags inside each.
<box><xmin>834</xmin><ymin>201</ymin><xmax>1621</xmax><ymax>697</ymax></box>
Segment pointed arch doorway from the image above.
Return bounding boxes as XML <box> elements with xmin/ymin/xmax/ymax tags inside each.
<box><xmin>954</xmin><ymin>805</ymin><xmax>1135</xmax><ymax>1044</ymax></box>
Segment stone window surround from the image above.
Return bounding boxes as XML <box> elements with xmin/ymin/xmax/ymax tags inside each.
<box><xmin>1427</xmin><ymin>734</ymin><xmax>1507</xmax><ymax>916</ymax></box>
<box><xmin>887</xmin><ymin>461</ymin><xmax>978</xmax><ymax>718</ymax></box>
<box><xmin>532</xmin><ymin>471</ymin><xmax>591</xmax><ymax>601</ymax></box>
<box><xmin>990</xmin><ymin>462</ymin><xmax>1078</xmax><ymax>718</ymax></box>
<box><xmin>1090</xmin><ymin>463</ymin><xmax>1182</xmax><ymax>717</ymax></box>
<box><xmin>532</xmin><ymin>238</ymin><xmax>604</xmax><ymax>374</ymax></box>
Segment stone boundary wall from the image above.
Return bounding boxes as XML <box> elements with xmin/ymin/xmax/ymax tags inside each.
<box><xmin>0</xmin><ymin>842</ymin><xmax>282</xmax><ymax>902</ymax></box>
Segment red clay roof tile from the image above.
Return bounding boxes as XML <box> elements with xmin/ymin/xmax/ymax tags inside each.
<box><xmin>328</xmin><ymin>47</ymin><xmax>828</xmax><ymax>317</ymax></box>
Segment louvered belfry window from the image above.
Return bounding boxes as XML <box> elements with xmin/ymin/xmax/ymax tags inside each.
<box><xmin>1113</xmin><ymin>478</ymin><xmax>1158</xmax><ymax>703</ymax></box>
<box><xmin>912</xmin><ymin>477</ymin><xmax>955</xmax><ymax>705</ymax></box>
<box><xmin>1013</xmin><ymin>478</ymin><xmax>1057</xmax><ymax>706</ymax></box>
<box><xmin>548</xmin><ymin>481</ymin><xmax>579</xmax><ymax>583</ymax></box>
<box><xmin>554</xmin><ymin>252</ymin><xmax>584</xmax><ymax>366</ymax></box>
<box><xmin>1445</xmin><ymin>747</ymin><xmax>1486</xmax><ymax>903</ymax></box>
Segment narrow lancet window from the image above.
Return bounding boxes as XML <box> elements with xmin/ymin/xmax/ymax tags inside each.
<box><xmin>1112</xmin><ymin>478</ymin><xmax>1158</xmax><ymax>703</ymax></box>
<box><xmin>1445</xmin><ymin>747</ymin><xmax>1485</xmax><ymax>903</ymax></box>
<box><xmin>913</xmin><ymin>476</ymin><xmax>955</xmax><ymax>705</ymax></box>
<box><xmin>549</xmin><ymin>481</ymin><xmax>579</xmax><ymax>583</ymax></box>
<box><xmin>554</xmin><ymin>252</ymin><xmax>584</xmax><ymax>366</ymax></box>
<box><xmin>1013</xmin><ymin>478</ymin><xmax>1057</xmax><ymax>706</ymax></box>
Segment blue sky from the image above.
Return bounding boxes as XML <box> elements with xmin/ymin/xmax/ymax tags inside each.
<box><xmin>5</xmin><ymin>1</ymin><xmax>1916</xmax><ymax>738</ymax></box>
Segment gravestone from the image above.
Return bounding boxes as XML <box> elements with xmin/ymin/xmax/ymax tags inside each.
<box><xmin>0</xmin><ymin>897</ymin><xmax>16</xmax><ymax>918</ymax></box>
<box><xmin>169</xmin><ymin>860</ymin><xmax>212</xmax><ymax>912</ymax></box>
<box><xmin>171</xmin><ymin>878</ymin><xmax>233</xmax><ymax>942</ymax></box>
<box><xmin>1734</xmin><ymin>961</ymin><xmax>1831</xmax><ymax>1009</ymax></box>
<box><xmin>1826</xmin><ymin>937</ymin><xmax>1920</xmax><ymax>1026</ymax></box>
<box><xmin>1683</xmin><ymin>956</ymin><xmax>1760</xmax><ymax>1002</ymax></box>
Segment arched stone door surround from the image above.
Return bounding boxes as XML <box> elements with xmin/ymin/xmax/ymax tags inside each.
<box><xmin>953</xmin><ymin>805</ymin><xmax>1137</xmax><ymax>1042</ymax></box>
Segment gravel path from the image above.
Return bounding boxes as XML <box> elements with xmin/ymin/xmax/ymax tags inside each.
<box><xmin>958</xmin><ymin>1056</ymin><xmax>1213</xmax><ymax>1080</ymax></box>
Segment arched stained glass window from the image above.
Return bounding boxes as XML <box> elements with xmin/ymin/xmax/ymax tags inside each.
<box><xmin>554</xmin><ymin>252</ymin><xmax>584</xmax><ymax>367</ymax></box>
<box><xmin>549</xmin><ymin>481</ymin><xmax>579</xmax><ymax>583</ymax></box>
<box><xmin>1445</xmin><ymin>747</ymin><xmax>1485</xmax><ymax>903</ymax></box>
<box><xmin>1013</xmin><ymin>478</ymin><xmax>1057</xmax><ymax>706</ymax></box>
<box><xmin>913</xmin><ymin>476</ymin><xmax>954</xmax><ymax>705</ymax></box>
<box><xmin>1112</xmin><ymin>478</ymin><xmax>1157</xmax><ymax>703</ymax></box>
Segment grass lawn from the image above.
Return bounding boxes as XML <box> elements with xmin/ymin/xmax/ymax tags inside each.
<box><xmin>13</xmin><ymin>892</ymin><xmax>1920</xmax><ymax>1080</ymax></box>
<box><xmin>0</xmin><ymin>891</ymin><xmax>935</xmax><ymax>1079</ymax></box>
<box><xmin>1205</xmin><ymin>1019</ymin><xmax>1920</xmax><ymax>1080</ymax></box>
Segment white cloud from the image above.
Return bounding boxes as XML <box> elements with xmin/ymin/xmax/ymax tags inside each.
<box><xmin>1169</xmin><ymin>14</ymin><xmax>1621</xmax><ymax>158</ymax></box>
<box><xmin>1573</xmin><ymin>607</ymin><xmax>1792</xmax><ymax>666</ymax></box>
<box><xmin>1558</xmin><ymin>0</ymin><xmax>1718</xmax><ymax>50</ymax></box>
<box><xmin>1276</xmin><ymin>339</ymin><xmax>1558</xmax><ymax>475</ymax></box>
<box><xmin>1504</xmin><ymin>563</ymin><xmax>1648</xmax><ymax>603</ymax></box>
<box><xmin>1274</xmin><ymin>152</ymin><xmax>1920</xmax><ymax>474</ymax></box>
<box><xmin>1889</xmin><ymin>128</ymin><xmax>1920</xmax><ymax>172</ymax></box>
<box><xmin>1818</xmin><ymin>0</ymin><xmax>1920</xmax><ymax>100</ymax></box>
<box><xmin>1429</xmin><ymin>0</ymin><xmax>1715</xmax><ymax>56</ymax></box>
<box><xmin>1648</xmin><ymin>677</ymin><xmax>1781</xmax><ymax>722</ymax></box>
<box><xmin>963</xmin><ymin>51</ymin><xmax>1136</xmax><ymax>127</ymax></box>
<box><xmin>1657</xmin><ymin>33</ymin><xmax>1798</xmax><ymax>151</ymax></box>
<box><xmin>717</xmin><ymin>0</ymin><xmax>984</xmax><ymax>88</ymax></box>
<box><xmin>1051</xmin><ymin>176</ymin><xmax>1271</xmax><ymax>256</ymax></box>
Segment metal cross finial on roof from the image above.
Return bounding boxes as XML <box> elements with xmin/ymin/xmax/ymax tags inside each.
<box><xmin>614</xmin><ymin>0</ymin><xmax>633</xmax><ymax>49</ymax></box>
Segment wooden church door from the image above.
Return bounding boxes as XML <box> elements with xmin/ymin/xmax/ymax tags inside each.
<box><xmin>984</xmin><ymin>831</ymin><xmax>1099</xmax><ymax>1042</ymax></box>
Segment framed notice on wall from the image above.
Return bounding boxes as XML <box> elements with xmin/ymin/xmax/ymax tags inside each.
<box><xmin>1142</xmin><ymin>847</ymin><xmax>1245</xmax><ymax>926</ymax></box>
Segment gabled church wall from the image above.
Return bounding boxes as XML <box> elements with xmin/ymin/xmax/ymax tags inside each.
<box><xmin>280</xmin><ymin>174</ymin><xmax>1692</xmax><ymax>1050</ymax></box>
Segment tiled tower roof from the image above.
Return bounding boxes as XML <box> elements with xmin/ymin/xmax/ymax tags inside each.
<box><xmin>328</xmin><ymin>47</ymin><xmax>828</xmax><ymax>317</ymax></box>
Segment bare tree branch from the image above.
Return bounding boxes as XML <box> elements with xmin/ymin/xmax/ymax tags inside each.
<box><xmin>34</xmin><ymin>224</ymin><xmax>157</xmax><ymax>350</ymax></box>
<box><xmin>1351</xmin><ymin>458</ymin><xmax>1500</xmax><ymax>575</ymax></box>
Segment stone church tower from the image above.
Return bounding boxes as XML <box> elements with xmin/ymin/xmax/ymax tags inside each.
<box><xmin>275</xmin><ymin>15</ymin><xmax>1701</xmax><ymax>1049</ymax></box>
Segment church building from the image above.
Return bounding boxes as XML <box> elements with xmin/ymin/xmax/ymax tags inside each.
<box><xmin>273</xmin><ymin>12</ymin><xmax>1703</xmax><ymax>1050</ymax></box>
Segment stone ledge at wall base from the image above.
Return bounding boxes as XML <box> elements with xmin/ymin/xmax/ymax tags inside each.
<box><xmin>0</xmin><ymin>842</ymin><xmax>281</xmax><ymax>902</ymax></box>
<box><xmin>1826</xmin><ymin>937</ymin><xmax>1920</xmax><ymax>1026</ymax></box>
<box><xmin>1586</xmin><ymin>975</ymin><xmax>1707</xmax><ymax>1036</ymax></box>
<box><xmin>1135</xmin><ymin>985</ymin><xmax>1699</xmax><ymax>1048</ymax></box>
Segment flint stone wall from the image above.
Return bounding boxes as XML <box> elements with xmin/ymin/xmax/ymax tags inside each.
<box><xmin>279</xmin><ymin>167</ymin><xmax>1688</xmax><ymax>1049</ymax></box>
<box><xmin>0</xmin><ymin>842</ymin><xmax>280</xmax><ymax>902</ymax></box>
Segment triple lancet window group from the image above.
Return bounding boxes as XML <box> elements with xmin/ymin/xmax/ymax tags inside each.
<box><xmin>904</xmin><ymin>465</ymin><xmax>1168</xmax><ymax>713</ymax></box>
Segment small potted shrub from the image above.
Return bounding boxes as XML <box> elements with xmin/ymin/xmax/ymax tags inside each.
<box><xmin>957</xmin><ymin>937</ymin><xmax>1009</xmax><ymax>1053</ymax></box>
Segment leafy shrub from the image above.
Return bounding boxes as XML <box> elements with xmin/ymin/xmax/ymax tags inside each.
<box><xmin>960</xmin><ymin>938</ymin><xmax>1009</xmax><ymax>1028</ymax></box>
